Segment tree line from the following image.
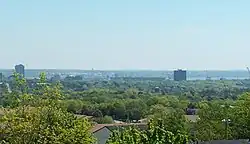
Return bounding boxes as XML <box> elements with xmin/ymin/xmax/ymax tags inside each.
<box><xmin>1</xmin><ymin>72</ymin><xmax>250</xmax><ymax>143</ymax></box>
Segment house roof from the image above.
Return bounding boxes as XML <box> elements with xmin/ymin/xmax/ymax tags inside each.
<box><xmin>91</xmin><ymin>123</ymin><xmax>147</xmax><ymax>133</ymax></box>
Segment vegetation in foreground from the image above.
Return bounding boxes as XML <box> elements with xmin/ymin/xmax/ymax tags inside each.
<box><xmin>1</xmin><ymin>72</ymin><xmax>250</xmax><ymax>143</ymax></box>
<box><xmin>0</xmin><ymin>73</ymin><xmax>94</xmax><ymax>144</ymax></box>
<box><xmin>107</xmin><ymin>119</ymin><xmax>188</xmax><ymax>144</ymax></box>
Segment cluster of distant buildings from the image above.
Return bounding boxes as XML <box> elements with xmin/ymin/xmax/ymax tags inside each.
<box><xmin>0</xmin><ymin>64</ymin><xmax>188</xmax><ymax>82</ymax></box>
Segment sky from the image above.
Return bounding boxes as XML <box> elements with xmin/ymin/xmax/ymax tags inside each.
<box><xmin>0</xmin><ymin>0</ymin><xmax>250</xmax><ymax>70</ymax></box>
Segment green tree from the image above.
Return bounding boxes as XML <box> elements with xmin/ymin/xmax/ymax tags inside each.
<box><xmin>149</xmin><ymin>107</ymin><xmax>188</xmax><ymax>135</ymax></box>
<box><xmin>110</xmin><ymin>101</ymin><xmax>126</xmax><ymax>120</ymax></box>
<box><xmin>3</xmin><ymin>72</ymin><xmax>28</xmax><ymax>108</ymax></box>
<box><xmin>106</xmin><ymin>119</ymin><xmax>189</xmax><ymax>144</ymax></box>
<box><xmin>94</xmin><ymin>115</ymin><xmax>114</xmax><ymax>124</ymax></box>
<box><xmin>0</xmin><ymin>73</ymin><xmax>95</xmax><ymax>144</ymax></box>
<box><xmin>0</xmin><ymin>105</ymin><xmax>95</xmax><ymax>144</ymax></box>
<box><xmin>231</xmin><ymin>92</ymin><xmax>250</xmax><ymax>139</ymax></box>
<box><xmin>125</xmin><ymin>99</ymin><xmax>147</xmax><ymax>121</ymax></box>
<box><xmin>194</xmin><ymin>101</ymin><xmax>234</xmax><ymax>141</ymax></box>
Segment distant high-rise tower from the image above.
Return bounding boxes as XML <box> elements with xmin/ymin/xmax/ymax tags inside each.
<box><xmin>0</xmin><ymin>73</ymin><xmax>3</xmax><ymax>82</ymax></box>
<box><xmin>174</xmin><ymin>69</ymin><xmax>186</xmax><ymax>81</ymax></box>
<box><xmin>15</xmin><ymin>64</ymin><xmax>25</xmax><ymax>77</ymax></box>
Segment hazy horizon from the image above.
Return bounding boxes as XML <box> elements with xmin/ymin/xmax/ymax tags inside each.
<box><xmin>1</xmin><ymin>1</ymin><xmax>250</xmax><ymax>70</ymax></box>
<box><xmin>0</xmin><ymin>67</ymin><xmax>249</xmax><ymax>71</ymax></box>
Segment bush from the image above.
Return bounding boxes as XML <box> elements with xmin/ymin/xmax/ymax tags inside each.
<box><xmin>0</xmin><ymin>105</ymin><xmax>95</xmax><ymax>144</ymax></box>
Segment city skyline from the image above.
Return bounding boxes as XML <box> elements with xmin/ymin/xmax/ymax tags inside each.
<box><xmin>0</xmin><ymin>65</ymin><xmax>249</xmax><ymax>71</ymax></box>
<box><xmin>1</xmin><ymin>0</ymin><xmax>250</xmax><ymax>70</ymax></box>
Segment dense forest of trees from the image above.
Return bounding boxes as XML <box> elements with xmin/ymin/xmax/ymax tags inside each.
<box><xmin>1</xmin><ymin>72</ymin><xmax>250</xmax><ymax>143</ymax></box>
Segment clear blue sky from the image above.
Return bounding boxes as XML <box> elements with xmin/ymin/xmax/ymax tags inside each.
<box><xmin>0</xmin><ymin>0</ymin><xmax>250</xmax><ymax>70</ymax></box>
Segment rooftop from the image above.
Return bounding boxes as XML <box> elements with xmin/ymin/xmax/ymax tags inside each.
<box><xmin>91</xmin><ymin>123</ymin><xmax>147</xmax><ymax>133</ymax></box>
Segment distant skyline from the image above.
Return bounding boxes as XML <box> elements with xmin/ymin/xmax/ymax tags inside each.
<box><xmin>1</xmin><ymin>0</ymin><xmax>250</xmax><ymax>70</ymax></box>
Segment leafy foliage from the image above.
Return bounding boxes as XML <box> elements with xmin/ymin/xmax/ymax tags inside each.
<box><xmin>231</xmin><ymin>92</ymin><xmax>250</xmax><ymax>139</ymax></box>
<box><xmin>0</xmin><ymin>72</ymin><xmax>95</xmax><ymax>144</ymax></box>
<box><xmin>0</xmin><ymin>105</ymin><xmax>94</xmax><ymax>144</ymax></box>
<box><xmin>106</xmin><ymin>119</ymin><xmax>189</xmax><ymax>144</ymax></box>
<box><xmin>2</xmin><ymin>72</ymin><xmax>250</xmax><ymax>143</ymax></box>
